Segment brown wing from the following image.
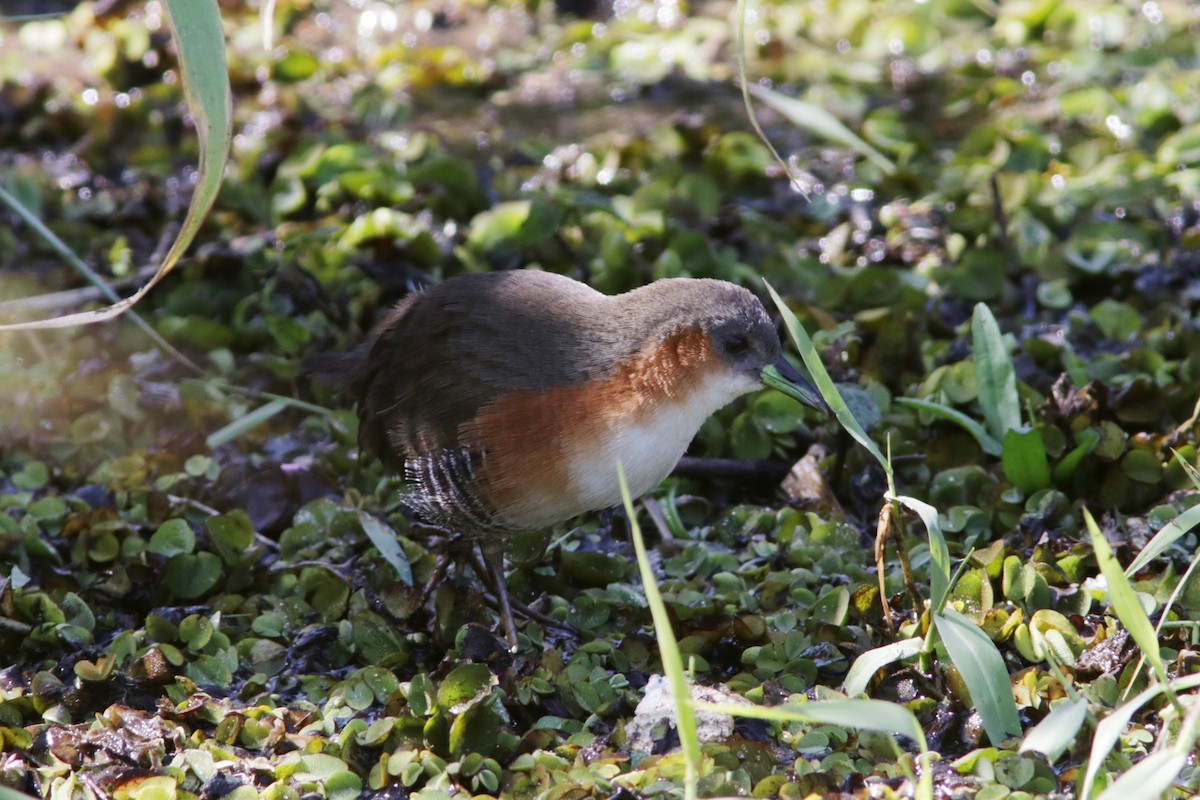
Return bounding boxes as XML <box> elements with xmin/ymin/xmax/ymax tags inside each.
<box><xmin>352</xmin><ymin>271</ymin><xmax>615</xmax><ymax>532</ymax></box>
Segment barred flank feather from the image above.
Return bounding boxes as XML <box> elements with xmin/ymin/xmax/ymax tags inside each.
<box><xmin>404</xmin><ymin>448</ymin><xmax>513</xmax><ymax>536</ymax></box>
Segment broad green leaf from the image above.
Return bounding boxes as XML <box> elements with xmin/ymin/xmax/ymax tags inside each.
<box><xmin>1119</xmin><ymin>449</ymin><xmax>1162</xmax><ymax>484</ymax></box>
<box><xmin>350</xmin><ymin>614</ymin><xmax>408</xmax><ymax>671</ymax></box>
<box><xmin>437</xmin><ymin>664</ymin><xmax>496</xmax><ymax>714</ymax></box>
<box><xmin>148</xmin><ymin>519</ymin><xmax>196</xmax><ymax>557</ymax></box>
<box><xmin>972</xmin><ymin>303</ymin><xmax>1021</xmax><ymax>439</ymax></box>
<box><xmin>1001</xmin><ymin>428</ymin><xmax>1051</xmax><ymax>493</ymax></box>
<box><xmin>164</xmin><ymin>552</ymin><xmax>222</xmax><ymax>599</ymax></box>
<box><xmin>934</xmin><ymin>609</ymin><xmax>1022</xmax><ymax>744</ymax></box>
<box><xmin>448</xmin><ymin>700</ymin><xmax>503</xmax><ymax>758</ymax></box>
<box><xmin>206</xmin><ymin>510</ymin><xmax>254</xmax><ymax>560</ymax></box>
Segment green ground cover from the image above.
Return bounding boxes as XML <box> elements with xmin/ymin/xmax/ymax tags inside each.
<box><xmin>2</xmin><ymin>0</ymin><xmax>1200</xmax><ymax>797</ymax></box>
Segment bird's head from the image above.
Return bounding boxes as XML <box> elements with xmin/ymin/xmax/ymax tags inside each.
<box><xmin>627</xmin><ymin>279</ymin><xmax>828</xmax><ymax>415</ymax></box>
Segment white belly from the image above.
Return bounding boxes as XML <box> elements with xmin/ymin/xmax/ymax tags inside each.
<box><xmin>567</xmin><ymin>369</ymin><xmax>762</xmax><ymax>512</ymax></box>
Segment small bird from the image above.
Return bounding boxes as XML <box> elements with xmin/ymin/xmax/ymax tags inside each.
<box><xmin>316</xmin><ymin>270</ymin><xmax>826</xmax><ymax>643</ymax></box>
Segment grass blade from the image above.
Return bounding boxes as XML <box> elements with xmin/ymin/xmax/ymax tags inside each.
<box><xmin>699</xmin><ymin>700</ymin><xmax>931</xmax><ymax>800</ymax></box>
<box><xmin>895</xmin><ymin>397</ymin><xmax>1003</xmax><ymax>456</ymax></box>
<box><xmin>1080</xmin><ymin>674</ymin><xmax>1200</xmax><ymax>798</ymax></box>
<box><xmin>764</xmin><ymin>280</ymin><xmax>887</xmax><ymax>473</ymax></box>
<box><xmin>0</xmin><ymin>0</ymin><xmax>230</xmax><ymax>331</ymax></box>
<box><xmin>1019</xmin><ymin>697</ymin><xmax>1088</xmax><ymax>763</ymax></box>
<box><xmin>618</xmin><ymin>461</ymin><xmax>700</xmax><ymax>799</ymax></box>
<box><xmin>205</xmin><ymin>399</ymin><xmax>290</xmax><ymax>449</ymax></box>
<box><xmin>1125</xmin><ymin>497</ymin><xmax>1200</xmax><ymax>575</ymax></box>
<box><xmin>1095</xmin><ymin>751</ymin><xmax>1188</xmax><ymax>800</ymax></box>
<box><xmin>0</xmin><ymin>185</ymin><xmax>200</xmax><ymax>371</ymax></box>
<box><xmin>746</xmin><ymin>84</ymin><xmax>896</xmax><ymax>175</ymax></box>
<box><xmin>1052</xmin><ymin>429</ymin><xmax>1100</xmax><ymax>483</ymax></box>
<box><xmin>1083</xmin><ymin>508</ymin><xmax>1170</xmax><ymax>689</ymax></box>
<box><xmin>890</xmin><ymin>494</ymin><xmax>951</xmax><ymax>612</ymax></box>
<box><xmin>0</xmin><ymin>787</ymin><xmax>37</xmax><ymax>800</ymax></box>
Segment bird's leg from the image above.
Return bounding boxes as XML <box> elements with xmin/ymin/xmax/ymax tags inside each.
<box><xmin>477</xmin><ymin>539</ymin><xmax>519</xmax><ymax>649</ymax></box>
<box><xmin>418</xmin><ymin>551</ymin><xmax>452</xmax><ymax>606</ymax></box>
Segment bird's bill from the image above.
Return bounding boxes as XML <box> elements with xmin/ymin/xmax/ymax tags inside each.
<box><xmin>761</xmin><ymin>355</ymin><xmax>829</xmax><ymax>413</ymax></box>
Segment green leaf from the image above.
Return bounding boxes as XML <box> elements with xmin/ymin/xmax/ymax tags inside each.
<box><xmin>352</xmin><ymin>611</ymin><xmax>408</xmax><ymax>667</ymax></box>
<box><xmin>891</xmin><ymin>495</ymin><xmax>951</xmax><ymax>613</ymax></box>
<box><xmin>325</xmin><ymin>770</ymin><xmax>363</xmax><ymax>800</ymax></box>
<box><xmin>1119</xmin><ymin>449</ymin><xmax>1162</xmax><ymax>484</ymax></box>
<box><xmin>843</xmin><ymin>638</ymin><xmax>923</xmax><ymax>697</ymax></box>
<box><xmin>698</xmin><ymin>697</ymin><xmax>933</xmax><ymax>799</ymax></box>
<box><xmin>1001</xmin><ymin>428</ymin><xmax>1051</xmax><ymax>493</ymax></box>
<box><xmin>179</xmin><ymin>614</ymin><xmax>215</xmax><ymax>650</ymax></box>
<box><xmin>1051</xmin><ymin>429</ymin><xmax>1100</xmax><ymax>483</ymax></box>
<box><xmin>467</xmin><ymin>200</ymin><xmax>534</xmax><ymax>251</ymax></box>
<box><xmin>730</xmin><ymin>413</ymin><xmax>773</xmax><ymax>459</ymax></box>
<box><xmin>702</xmin><ymin>698</ymin><xmax>923</xmax><ymax>742</ymax></box>
<box><xmin>437</xmin><ymin>664</ymin><xmax>497</xmax><ymax>714</ymax></box>
<box><xmin>206</xmin><ymin>510</ymin><xmax>255</xmax><ymax>562</ymax></box>
<box><xmin>1095</xmin><ymin>751</ymin><xmax>1188</xmax><ymax>800</ymax></box>
<box><xmin>0</xmin><ymin>0</ymin><xmax>230</xmax><ymax>336</ymax></box>
<box><xmin>186</xmin><ymin>653</ymin><xmax>233</xmax><ymax>688</ymax></box>
<box><xmin>273</xmin><ymin>48</ymin><xmax>319</xmax><ymax>82</ymax></box>
<box><xmin>448</xmin><ymin>700</ymin><xmax>503</xmax><ymax>758</ymax></box>
<box><xmin>11</xmin><ymin>461</ymin><xmax>49</xmax><ymax>490</ymax></box>
<box><xmin>163</xmin><ymin>552</ymin><xmax>222</xmax><ymax>599</ymax></box>
<box><xmin>516</xmin><ymin>198</ymin><xmax>562</xmax><ymax>245</ymax></box>
<box><xmin>934</xmin><ymin>609</ymin><xmax>1022</xmax><ymax>744</ymax></box>
<box><xmin>1080</xmin><ymin>674</ymin><xmax>1200</xmax><ymax>799</ymax></box>
<box><xmin>148</xmin><ymin>519</ymin><xmax>196</xmax><ymax>557</ymax></box>
<box><xmin>972</xmin><ymin>303</ymin><xmax>1021</xmax><ymax>439</ymax></box>
<box><xmin>1088</xmin><ymin>299</ymin><xmax>1142</xmax><ymax>341</ymax></box>
<box><xmin>751</xmin><ymin>391</ymin><xmax>809</xmax><ymax>434</ymax></box>
<box><xmin>357</xmin><ymin>511</ymin><xmax>412</xmax><ymax>586</ymax></box>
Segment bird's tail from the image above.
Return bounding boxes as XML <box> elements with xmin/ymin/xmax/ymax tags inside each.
<box><xmin>302</xmin><ymin>343</ymin><xmax>372</xmax><ymax>400</ymax></box>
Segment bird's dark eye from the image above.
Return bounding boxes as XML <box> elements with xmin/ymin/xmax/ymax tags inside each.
<box><xmin>723</xmin><ymin>334</ymin><xmax>750</xmax><ymax>355</ymax></box>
